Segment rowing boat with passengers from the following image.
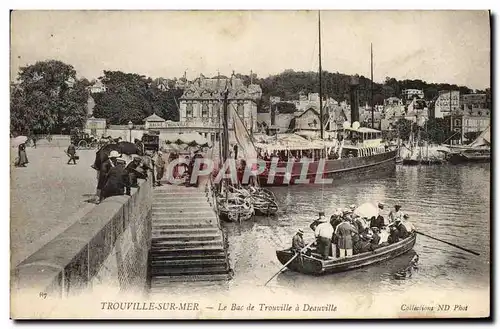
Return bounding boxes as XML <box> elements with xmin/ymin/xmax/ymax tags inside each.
<box><xmin>276</xmin><ymin>232</ymin><xmax>417</xmax><ymax>275</ymax></box>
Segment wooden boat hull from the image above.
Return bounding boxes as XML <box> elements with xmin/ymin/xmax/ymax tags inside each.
<box><xmin>258</xmin><ymin>149</ymin><xmax>397</xmax><ymax>187</ymax></box>
<box><xmin>276</xmin><ymin>233</ymin><xmax>417</xmax><ymax>275</ymax></box>
<box><xmin>218</xmin><ymin>208</ymin><xmax>254</xmax><ymax>222</ymax></box>
<box><xmin>402</xmin><ymin>159</ymin><xmax>445</xmax><ymax>165</ymax></box>
<box><xmin>447</xmin><ymin>152</ymin><xmax>491</xmax><ymax>164</ymax></box>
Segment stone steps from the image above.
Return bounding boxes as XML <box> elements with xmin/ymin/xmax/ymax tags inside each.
<box><xmin>151</xmin><ymin>223</ymin><xmax>216</xmax><ymax>230</ymax></box>
<box><xmin>151</xmin><ymin>239</ymin><xmax>223</xmax><ymax>249</ymax></box>
<box><xmin>150</xmin><ymin>251</ymin><xmax>226</xmax><ymax>261</ymax></box>
<box><xmin>151</xmin><ymin>274</ymin><xmax>231</xmax><ymax>285</ymax></box>
<box><xmin>149</xmin><ymin>185</ymin><xmax>231</xmax><ymax>287</ymax></box>
<box><xmin>151</xmin><ymin>258</ymin><xmax>225</xmax><ymax>267</ymax></box>
<box><xmin>152</xmin><ymin>227</ymin><xmax>220</xmax><ymax>235</ymax></box>
<box><xmin>151</xmin><ymin>233</ymin><xmax>222</xmax><ymax>242</ymax></box>
<box><xmin>151</xmin><ymin>265</ymin><xmax>228</xmax><ymax>276</ymax></box>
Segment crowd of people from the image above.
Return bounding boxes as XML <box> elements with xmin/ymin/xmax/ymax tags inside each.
<box><xmin>96</xmin><ymin>149</ymin><xmax>166</xmax><ymax>204</ymax></box>
<box><xmin>291</xmin><ymin>203</ymin><xmax>414</xmax><ymax>260</ymax></box>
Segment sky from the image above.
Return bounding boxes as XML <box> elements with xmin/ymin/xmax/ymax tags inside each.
<box><xmin>10</xmin><ymin>10</ymin><xmax>491</xmax><ymax>90</ymax></box>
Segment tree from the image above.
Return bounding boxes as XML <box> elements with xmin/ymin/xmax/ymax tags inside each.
<box><xmin>92</xmin><ymin>70</ymin><xmax>180</xmax><ymax>125</ymax></box>
<box><xmin>393</xmin><ymin>118</ymin><xmax>418</xmax><ymax>141</ymax></box>
<box><xmin>275</xmin><ymin>102</ymin><xmax>297</xmax><ymax>114</ymax></box>
<box><xmin>10</xmin><ymin>60</ymin><xmax>90</xmax><ymax>135</ymax></box>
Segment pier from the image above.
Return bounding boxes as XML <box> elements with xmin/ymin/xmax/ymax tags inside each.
<box><xmin>11</xmin><ymin>154</ymin><xmax>231</xmax><ymax>299</ymax></box>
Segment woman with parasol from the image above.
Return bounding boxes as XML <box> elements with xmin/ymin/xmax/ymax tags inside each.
<box><xmin>12</xmin><ymin>136</ymin><xmax>29</xmax><ymax>167</ymax></box>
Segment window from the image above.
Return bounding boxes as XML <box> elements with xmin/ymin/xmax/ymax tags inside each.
<box><xmin>212</xmin><ymin>102</ymin><xmax>220</xmax><ymax>117</ymax></box>
<box><xmin>237</xmin><ymin>102</ymin><xmax>244</xmax><ymax>117</ymax></box>
<box><xmin>478</xmin><ymin>111</ymin><xmax>482</xmax><ymax>116</ymax></box>
<box><xmin>454</xmin><ymin>119</ymin><xmax>461</xmax><ymax>126</ymax></box>
<box><xmin>202</xmin><ymin>102</ymin><xmax>209</xmax><ymax>117</ymax></box>
<box><xmin>186</xmin><ymin>103</ymin><xmax>193</xmax><ymax>117</ymax></box>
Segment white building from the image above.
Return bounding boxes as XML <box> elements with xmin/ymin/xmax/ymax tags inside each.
<box><xmin>433</xmin><ymin>90</ymin><xmax>460</xmax><ymax>118</ymax></box>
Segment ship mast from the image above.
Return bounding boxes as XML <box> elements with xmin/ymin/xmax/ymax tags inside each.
<box><xmin>318</xmin><ymin>11</ymin><xmax>324</xmax><ymax>140</ymax></box>
<box><xmin>370</xmin><ymin>43</ymin><xmax>374</xmax><ymax>129</ymax></box>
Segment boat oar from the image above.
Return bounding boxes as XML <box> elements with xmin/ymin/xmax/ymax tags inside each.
<box><xmin>415</xmin><ymin>231</ymin><xmax>480</xmax><ymax>256</ymax></box>
<box><xmin>264</xmin><ymin>241</ymin><xmax>315</xmax><ymax>286</ymax></box>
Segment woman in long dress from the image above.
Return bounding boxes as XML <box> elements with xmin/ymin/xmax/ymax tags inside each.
<box><xmin>17</xmin><ymin>143</ymin><xmax>29</xmax><ymax>167</ymax></box>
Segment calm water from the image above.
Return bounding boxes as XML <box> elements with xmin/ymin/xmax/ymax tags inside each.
<box><xmin>152</xmin><ymin>163</ymin><xmax>490</xmax><ymax>300</ymax></box>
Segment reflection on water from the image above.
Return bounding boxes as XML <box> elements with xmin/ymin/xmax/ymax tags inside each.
<box><xmin>154</xmin><ymin>163</ymin><xmax>490</xmax><ymax>297</ymax></box>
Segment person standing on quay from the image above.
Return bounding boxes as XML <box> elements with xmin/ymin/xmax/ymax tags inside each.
<box><xmin>314</xmin><ymin>216</ymin><xmax>334</xmax><ymax>260</ymax></box>
<box><xmin>99</xmin><ymin>154</ymin><xmax>131</xmax><ymax>203</ymax></box>
<box><xmin>155</xmin><ymin>151</ymin><xmax>165</xmax><ymax>186</ymax></box>
<box><xmin>66</xmin><ymin>142</ymin><xmax>77</xmax><ymax>165</ymax></box>
<box><xmin>97</xmin><ymin>150</ymin><xmax>120</xmax><ymax>204</ymax></box>
<box><xmin>16</xmin><ymin>143</ymin><xmax>29</xmax><ymax>167</ymax></box>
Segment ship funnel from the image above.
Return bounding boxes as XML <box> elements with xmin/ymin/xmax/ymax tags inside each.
<box><xmin>349</xmin><ymin>76</ymin><xmax>360</xmax><ymax>124</ymax></box>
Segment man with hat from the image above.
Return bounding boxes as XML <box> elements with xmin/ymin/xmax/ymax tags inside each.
<box><xmin>334</xmin><ymin>215</ymin><xmax>359</xmax><ymax>258</ymax></box>
<box><xmin>309</xmin><ymin>211</ymin><xmax>326</xmax><ymax>231</ymax></box>
<box><xmin>125</xmin><ymin>155</ymin><xmax>146</xmax><ymax>188</ymax></box>
<box><xmin>291</xmin><ymin>228</ymin><xmax>305</xmax><ymax>252</ymax></box>
<box><xmin>99</xmin><ymin>150</ymin><xmax>131</xmax><ymax>203</ymax></box>
<box><xmin>370</xmin><ymin>202</ymin><xmax>386</xmax><ymax>229</ymax></box>
<box><xmin>389</xmin><ymin>204</ymin><xmax>403</xmax><ymax>224</ymax></box>
<box><xmin>329</xmin><ymin>209</ymin><xmax>344</xmax><ymax>258</ymax></box>
<box><xmin>155</xmin><ymin>151</ymin><xmax>166</xmax><ymax>186</ymax></box>
<box><xmin>314</xmin><ymin>215</ymin><xmax>334</xmax><ymax>260</ymax></box>
<box><xmin>394</xmin><ymin>215</ymin><xmax>411</xmax><ymax>239</ymax></box>
<box><xmin>96</xmin><ymin>150</ymin><xmax>120</xmax><ymax>203</ymax></box>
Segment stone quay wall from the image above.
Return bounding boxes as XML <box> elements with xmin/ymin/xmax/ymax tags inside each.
<box><xmin>11</xmin><ymin>173</ymin><xmax>153</xmax><ymax>298</ymax></box>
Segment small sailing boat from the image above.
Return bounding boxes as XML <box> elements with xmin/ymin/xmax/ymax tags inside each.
<box><xmin>445</xmin><ymin>125</ymin><xmax>491</xmax><ymax>164</ymax></box>
<box><xmin>214</xmin><ymin>83</ymin><xmax>256</xmax><ymax>223</ymax></box>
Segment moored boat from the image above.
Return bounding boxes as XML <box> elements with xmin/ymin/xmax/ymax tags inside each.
<box><xmin>217</xmin><ymin>194</ymin><xmax>254</xmax><ymax>223</ymax></box>
<box><xmin>256</xmin><ymin>129</ymin><xmax>397</xmax><ymax>186</ymax></box>
<box><xmin>276</xmin><ymin>232</ymin><xmax>417</xmax><ymax>275</ymax></box>
<box><xmin>447</xmin><ymin>149</ymin><xmax>491</xmax><ymax>164</ymax></box>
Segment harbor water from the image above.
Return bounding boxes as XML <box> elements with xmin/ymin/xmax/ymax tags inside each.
<box><xmin>152</xmin><ymin>163</ymin><xmax>490</xmax><ymax>303</ymax></box>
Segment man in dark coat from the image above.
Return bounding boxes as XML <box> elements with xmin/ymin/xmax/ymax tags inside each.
<box><xmin>66</xmin><ymin>142</ymin><xmax>77</xmax><ymax>165</ymax></box>
<box><xmin>155</xmin><ymin>151</ymin><xmax>166</xmax><ymax>186</ymax></box>
<box><xmin>100</xmin><ymin>157</ymin><xmax>131</xmax><ymax>202</ymax></box>
<box><xmin>187</xmin><ymin>151</ymin><xmax>204</xmax><ymax>187</ymax></box>
<box><xmin>369</xmin><ymin>228</ymin><xmax>381</xmax><ymax>251</ymax></box>
<box><xmin>125</xmin><ymin>156</ymin><xmax>146</xmax><ymax>188</ymax></box>
<box><xmin>387</xmin><ymin>226</ymin><xmax>400</xmax><ymax>244</ymax></box>
<box><xmin>370</xmin><ymin>202</ymin><xmax>386</xmax><ymax>229</ymax></box>
<box><xmin>395</xmin><ymin>218</ymin><xmax>410</xmax><ymax>239</ymax></box>
<box><xmin>97</xmin><ymin>150</ymin><xmax>130</xmax><ymax>203</ymax></box>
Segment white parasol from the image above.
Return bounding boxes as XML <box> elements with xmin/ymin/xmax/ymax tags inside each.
<box><xmin>11</xmin><ymin>136</ymin><xmax>28</xmax><ymax>148</ymax></box>
<box><xmin>353</xmin><ymin>202</ymin><xmax>379</xmax><ymax>219</ymax></box>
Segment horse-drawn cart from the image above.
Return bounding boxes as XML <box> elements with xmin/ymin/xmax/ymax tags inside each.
<box><xmin>70</xmin><ymin>129</ymin><xmax>99</xmax><ymax>150</ymax></box>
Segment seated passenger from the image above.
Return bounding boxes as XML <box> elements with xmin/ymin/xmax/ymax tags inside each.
<box><xmin>395</xmin><ymin>218</ymin><xmax>410</xmax><ymax>239</ymax></box>
<box><xmin>369</xmin><ymin>228</ymin><xmax>381</xmax><ymax>251</ymax></box>
<box><xmin>352</xmin><ymin>233</ymin><xmax>362</xmax><ymax>255</ymax></box>
<box><xmin>291</xmin><ymin>229</ymin><xmax>305</xmax><ymax>252</ymax></box>
<box><xmin>387</xmin><ymin>225</ymin><xmax>400</xmax><ymax>244</ymax></box>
